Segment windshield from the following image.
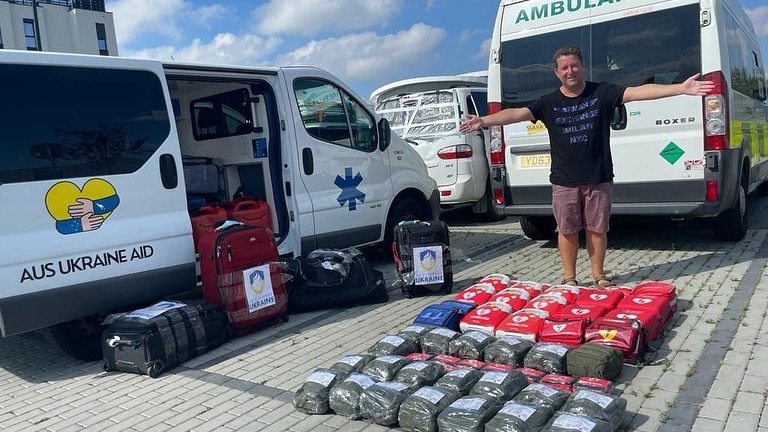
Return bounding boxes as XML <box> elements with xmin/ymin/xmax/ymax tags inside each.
<box><xmin>375</xmin><ymin>90</ymin><xmax>460</xmax><ymax>138</ymax></box>
<box><xmin>500</xmin><ymin>4</ymin><xmax>701</xmax><ymax>108</ymax></box>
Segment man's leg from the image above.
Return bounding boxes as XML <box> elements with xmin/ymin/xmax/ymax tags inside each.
<box><xmin>584</xmin><ymin>182</ymin><xmax>613</xmax><ymax>285</ymax></box>
<box><xmin>552</xmin><ymin>184</ymin><xmax>583</xmax><ymax>284</ymax></box>
<box><xmin>559</xmin><ymin>231</ymin><xmax>580</xmax><ymax>282</ymax></box>
<box><xmin>585</xmin><ymin>229</ymin><xmax>607</xmax><ymax>278</ymax></box>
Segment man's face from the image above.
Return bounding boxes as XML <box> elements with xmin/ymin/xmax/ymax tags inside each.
<box><xmin>554</xmin><ymin>54</ymin><xmax>584</xmax><ymax>88</ymax></box>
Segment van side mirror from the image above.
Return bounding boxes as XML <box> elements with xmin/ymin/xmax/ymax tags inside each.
<box><xmin>611</xmin><ymin>105</ymin><xmax>627</xmax><ymax>130</ymax></box>
<box><xmin>378</xmin><ymin>118</ymin><xmax>391</xmax><ymax>151</ymax></box>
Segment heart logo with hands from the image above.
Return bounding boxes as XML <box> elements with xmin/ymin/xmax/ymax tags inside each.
<box><xmin>45</xmin><ymin>178</ymin><xmax>120</xmax><ymax>235</ymax></box>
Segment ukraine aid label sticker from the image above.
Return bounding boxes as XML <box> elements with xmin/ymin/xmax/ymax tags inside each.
<box><xmin>243</xmin><ymin>264</ymin><xmax>276</xmax><ymax>312</ymax></box>
<box><xmin>413</xmin><ymin>246</ymin><xmax>444</xmax><ymax>286</ymax></box>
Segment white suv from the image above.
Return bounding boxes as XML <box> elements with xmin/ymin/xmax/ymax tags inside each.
<box><xmin>372</xmin><ymin>75</ymin><xmax>503</xmax><ymax>221</ymax></box>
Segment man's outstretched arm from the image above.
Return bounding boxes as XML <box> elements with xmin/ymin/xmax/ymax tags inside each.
<box><xmin>623</xmin><ymin>73</ymin><xmax>714</xmax><ymax>103</ymax></box>
<box><xmin>459</xmin><ymin>107</ymin><xmax>536</xmax><ymax>133</ymax></box>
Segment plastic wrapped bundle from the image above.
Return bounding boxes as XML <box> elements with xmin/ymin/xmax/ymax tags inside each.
<box><xmin>512</xmin><ymin>383</ymin><xmax>570</xmax><ymax>411</ymax></box>
<box><xmin>368</xmin><ymin>334</ymin><xmax>419</xmax><ymax>357</ymax></box>
<box><xmin>484</xmin><ymin>336</ymin><xmax>534</xmax><ymax>366</ymax></box>
<box><xmin>293</xmin><ymin>368</ymin><xmax>340</xmax><ymax>414</ymax></box>
<box><xmin>328</xmin><ymin>373</ymin><xmax>379</xmax><ymax>419</ymax></box>
<box><xmin>421</xmin><ymin>327</ymin><xmax>461</xmax><ymax>355</ymax></box>
<box><xmin>469</xmin><ymin>370</ymin><xmax>528</xmax><ymax>403</ymax></box>
<box><xmin>559</xmin><ymin>389</ymin><xmax>627</xmax><ymax>431</ymax></box>
<box><xmin>485</xmin><ymin>400</ymin><xmax>555</xmax><ymax>432</ymax></box>
<box><xmin>361</xmin><ymin>355</ymin><xmax>412</xmax><ymax>381</ymax></box>
<box><xmin>400</xmin><ymin>324</ymin><xmax>435</xmax><ymax>349</ymax></box>
<box><xmin>359</xmin><ymin>381</ymin><xmax>413</xmax><ymax>426</ymax></box>
<box><xmin>448</xmin><ymin>330</ymin><xmax>496</xmax><ymax>360</ymax></box>
<box><xmin>541</xmin><ymin>412</ymin><xmax>612</xmax><ymax>432</ymax></box>
<box><xmin>329</xmin><ymin>354</ymin><xmax>376</xmax><ymax>381</ymax></box>
<box><xmin>398</xmin><ymin>385</ymin><xmax>460</xmax><ymax>432</ymax></box>
<box><xmin>394</xmin><ymin>360</ymin><xmax>445</xmax><ymax>390</ymax></box>
<box><xmin>434</xmin><ymin>368</ymin><xmax>485</xmax><ymax>396</ymax></box>
<box><xmin>523</xmin><ymin>343</ymin><xmax>574</xmax><ymax>374</ymax></box>
<box><xmin>436</xmin><ymin>394</ymin><xmax>503</xmax><ymax>432</ymax></box>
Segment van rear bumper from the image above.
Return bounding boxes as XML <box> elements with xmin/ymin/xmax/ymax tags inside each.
<box><xmin>0</xmin><ymin>263</ymin><xmax>196</xmax><ymax>337</ymax></box>
<box><xmin>498</xmin><ymin>179</ymin><xmax>728</xmax><ymax>217</ymax></box>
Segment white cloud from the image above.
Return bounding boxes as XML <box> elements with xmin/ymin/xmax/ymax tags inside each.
<box><xmin>253</xmin><ymin>0</ymin><xmax>404</xmax><ymax>36</ymax></box>
<box><xmin>123</xmin><ymin>33</ymin><xmax>283</xmax><ymax>65</ymax></box>
<box><xmin>474</xmin><ymin>37</ymin><xmax>491</xmax><ymax>63</ymax></box>
<box><xmin>107</xmin><ymin>0</ymin><xmax>188</xmax><ymax>45</ymax></box>
<box><xmin>748</xmin><ymin>6</ymin><xmax>768</xmax><ymax>37</ymax></box>
<box><xmin>274</xmin><ymin>23</ymin><xmax>446</xmax><ymax>83</ymax></box>
<box><xmin>107</xmin><ymin>0</ymin><xmax>233</xmax><ymax>46</ymax></box>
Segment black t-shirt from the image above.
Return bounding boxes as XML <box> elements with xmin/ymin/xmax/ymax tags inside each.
<box><xmin>527</xmin><ymin>82</ymin><xmax>626</xmax><ymax>186</ymax></box>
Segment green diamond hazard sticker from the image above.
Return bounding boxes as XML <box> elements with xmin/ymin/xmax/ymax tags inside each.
<box><xmin>660</xmin><ymin>142</ymin><xmax>685</xmax><ymax>164</ymax></box>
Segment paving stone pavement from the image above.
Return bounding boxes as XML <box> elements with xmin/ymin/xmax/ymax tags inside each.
<box><xmin>1</xmin><ymin>195</ymin><xmax>768</xmax><ymax>431</ymax></box>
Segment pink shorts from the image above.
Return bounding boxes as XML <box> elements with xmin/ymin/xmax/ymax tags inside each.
<box><xmin>552</xmin><ymin>182</ymin><xmax>612</xmax><ymax>234</ymax></box>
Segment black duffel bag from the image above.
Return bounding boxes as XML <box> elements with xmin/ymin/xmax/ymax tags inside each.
<box><xmin>284</xmin><ymin>248</ymin><xmax>389</xmax><ymax>313</ymax></box>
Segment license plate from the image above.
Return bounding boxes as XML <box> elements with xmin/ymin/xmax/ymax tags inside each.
<box><xmin>519</xmin><ymin>153</ymin><xmax>551</xmax><ymax>168</ymax></box>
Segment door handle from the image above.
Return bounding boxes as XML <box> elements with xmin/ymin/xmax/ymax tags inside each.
<box><xmin>302</xmin><ymin>147</ymin><xmax>314</xmax><ymax>175</ymax></box>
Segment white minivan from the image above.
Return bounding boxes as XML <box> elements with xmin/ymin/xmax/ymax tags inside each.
<box><xmin>371</xmin><ymin>75</ymin><xmax>503</xmax><ymax>220</ymax></box>
<box><xmin>0</xmin><ymin>50</ymin><xmax>439</xmax><ymax>359</ymax></box>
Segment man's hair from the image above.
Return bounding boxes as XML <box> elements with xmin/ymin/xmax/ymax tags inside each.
<box><xmin>554</xmin><ymin>46</ymin><xmax>584</xmax><ymax>66</ymax></box>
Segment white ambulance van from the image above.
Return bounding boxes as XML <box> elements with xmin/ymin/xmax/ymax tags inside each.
<box><xmin>371</xmin><ymin>75</ymin><xmax>504</xmax><ymax>220</ymax></box>
<box><xmin>487</xmin><ymin>0</ymin><xmax>768</xmax><ymax>240</ymax></box>
<box><xmin>0</xmin><ymin>50</ymin><xmax>439</xmax><ymax>359</ymax></box>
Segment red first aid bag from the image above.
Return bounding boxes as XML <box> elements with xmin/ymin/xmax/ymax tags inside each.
<box><xmin>550</xmin><ymin>304</ymin><xmax>611</xmax><ymax>326</ymax></box>
<box><xmin>454</xmin><ymin>283</ymin><xmax>496</xmax><ymax>306</ymax></box>
<box><xmin>584</xmin><ymin>317</ymin><xmax>647</xmax><ymax>362</ymax></box>
<box><xmin>524</xmin><ymin>295</ymin><xmax>567</xmax><ymax>315</ymax></box>
<box><xmin>494</xmin><ymin>309</ymin><xmax>548</xmax><ymax>341</ymax></box>
<box><xmin>575</xmin><ymin>289</ymin><xmax>624</xmax><ymax>310</ymax></box>
<box><xmin>459</xmin><ymin>302</ymin><xmax>513</xmax><ymax>334</ymax></box>
<box><xmin>478</xmin><ymin>273</ymin><xmax>513</xmax><ymax>292</ymax></box>
<box><xmin>489</xmin><ymin>288</ymin><xmax>530</xmax><ymax>312</ymax></box>
<box><xmin>538</xmin><ymin>316</ymin><xmax>588</xmax><ymax>346</ymax></box>
<box><xmin>541</xmin><ymin>285</ymin><xmax>580</xmax><ymax>304</ymax></box>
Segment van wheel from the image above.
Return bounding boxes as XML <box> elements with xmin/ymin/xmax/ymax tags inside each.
<box><xmin>50</xmin><ymin>317</ymin><xmax>104</xmax><ymax>362</ymax></box>
<box><xmin>384</xmin><ymin>197</ymin><xmax>424</xmax><ymax>250</ymax></box>
<box><xmin>520</xmin><ymin>216</ymin><xmax>556</xmax><ymax>240</ymax></box>
<box><xmin>713</xmin><ymin>175</ymin><xmax>748</xmax><ymax>241</ymax></box>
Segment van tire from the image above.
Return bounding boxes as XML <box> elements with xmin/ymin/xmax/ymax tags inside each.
<box><xmin>713</xmin><ymin>174</ymin><xmax>748</xmax><ymax>241</ymax></box>
<box><xmin>384</xmin><ymin>197</ymin><xmax>424</xmax><ymax>250</ymax></box>
<box><xmin>520</xmin><ymin>216</ymin><xmax>556</xmax><ymax>240</ymax></box>
<box><xmin>50</xmin><ymin>317</ymin><xmax>103</xmax><ymax>362</ymax></box>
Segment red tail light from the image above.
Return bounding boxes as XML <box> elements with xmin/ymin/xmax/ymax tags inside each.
<box><xmin>488</xmin><ymin>102</ymin><xmax>505</xmax><ymax>165</ymax></box>
<box><xmin>437</xmin><ymin>145</ymin><xmax>473</xmax><ymax>159</ymax></box>
<box><xmin>706</xmin><ymin>180</ymin><xmax>718</xmax><ymax>202</ymax></box>
<box><xmin>702</xmin><ymin>71</ymin><xmax>729</xmax><ymax>151</ymax></box>
<box><xmin>493</xmin><ymin>188</ymin><xmax>504</xmax><ymax>205</ymax></box>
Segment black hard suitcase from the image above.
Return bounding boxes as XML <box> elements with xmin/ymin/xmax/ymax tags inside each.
<box><xmin>102</xmin><ymin>300</ymin><xmax>228</xmax><ymax>378</ymax></box>
<box><xmin>392</xmin><ymin>220</ymin><xmax>452</xmax><ymax>298</ymax></box>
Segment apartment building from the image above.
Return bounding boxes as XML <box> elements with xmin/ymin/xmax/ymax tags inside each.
<box><xmin>0</xmin><ymin>0</ymin><xmax>117</xmax><ymax>55</ymax></box>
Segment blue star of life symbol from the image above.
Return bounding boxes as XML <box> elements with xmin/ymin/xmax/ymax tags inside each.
<box><xmin>334</xmin><ymin>167</ymin><xmax>365</xmax><ymax>211</ymax></box>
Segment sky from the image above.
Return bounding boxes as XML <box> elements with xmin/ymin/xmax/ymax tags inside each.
<box><xmin>106</xmin><ymin>0</ymin><xmax>768</xmax><ymax>102</ymax></box>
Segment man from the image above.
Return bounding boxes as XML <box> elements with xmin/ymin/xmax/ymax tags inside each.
<box><xmin>459</xmin><ymin>46</ymin><xmax>713</xmax><ymax>287</ymax></box>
